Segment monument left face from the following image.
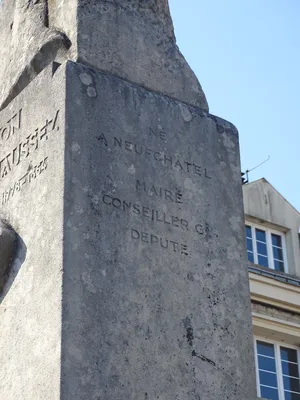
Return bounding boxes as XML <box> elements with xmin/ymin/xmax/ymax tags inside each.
<box><xmin>0</xmin><ymin>65</ymin><xmax>66</xmax><ymax>399</ymax></box>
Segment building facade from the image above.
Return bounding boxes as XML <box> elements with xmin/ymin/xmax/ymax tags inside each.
<box><xmin>243</xmin><ymin>178</ymin><xmax>300</xmax><ymax>400</ymax></box>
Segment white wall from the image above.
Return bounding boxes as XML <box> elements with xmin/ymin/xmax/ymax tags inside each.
<box><xmin>243</xmin><ymin>179</ymin><xmax>300</xmax><ymax>277</ymax></box>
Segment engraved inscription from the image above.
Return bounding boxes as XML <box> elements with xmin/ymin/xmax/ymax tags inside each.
<box><xmin>136</xmin><ymin>180</ymin><xmax>183</xmax><ymax>204</ymax></box>
<box><xmin>102</xmin><ymin>194</ymin><xmax>189</xmax><ymax>231</ymax></box>
<box><xmin>149</xmin><ymin>127</ymin><xmax>167</xmax><ymax>142</ymax></box>
<box><xmin>96</xmin><ymin>133</ymin><xmax>212</xmax><ymax>180</ymax></box>
<box><xmin>0</xmin><ymin>110</ymin><xmax>59</xmax><ymax>180</ymax></box>
<box><xmin>1</xmin><ymin>157</ymin><xmax>48</xmax><ymax>205</ymax></box>
<box><xmin>0</xmin><ymin>109</ymin><xmax>22</xmax><ymax>141</ymax></box>
<box><xmin>131</xmin><ymin>228</ymin><xmax>189</xmax><ymax>257</ymax></box>
<box><xmin>101</xmin><ymin>193</ymin><xmax>217</xmax><ymax>240</ymax></box>
<box><xmin>95</xmin><ymin>122</ymin><xmax>214</xmax><ymax>256</ymax></box>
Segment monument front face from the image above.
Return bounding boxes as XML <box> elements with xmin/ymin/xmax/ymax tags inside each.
<box><xmin>61</xmin><ymin>62</ymin><xmax>257</xmax><ymax>399</ymax></box>
<box><xmin>0</xmin><ymin>59</ymin><xmax>257</xmax><ymax>399</ymax></box>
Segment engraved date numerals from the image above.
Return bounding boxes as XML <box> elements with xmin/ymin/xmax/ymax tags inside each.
<box><xmin>1</xmin><ymin>157</ymin><xmax>48</xmax><ymax>205</ymax></box>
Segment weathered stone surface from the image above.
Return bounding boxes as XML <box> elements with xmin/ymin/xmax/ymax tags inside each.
<box><xmin>0</xmin><ymin>220</ymin><xmax>16</xmax><ymax>293</ymax></box>
<box><xmin>61</xmin><ymin>61</ymin><xmax>256</xmax><ymax>399</ymax></box>
<box><xmin>74</xmin><ymin>0</ymin><xmax>208</xmax><ymax>109</ymax></box>
<box><xmin>0</xmin><ymin>61</ymin><xmax>256</xmax><ymax>399</ymax></box>
<box><xmin>0</xmin><ymin>0</ymin><xmax>208</xmax><ymax>111</ymax></box>
<box><xmin>0</xmin><ymin>64</ymin><xmax>65</xmax><ymax>399</ymax></box>
<box><xmin>0</xmin><ymin>0</ymin><xmax>70</xmax><ymax>110</ymax></box>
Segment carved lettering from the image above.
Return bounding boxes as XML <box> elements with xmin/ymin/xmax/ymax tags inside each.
<box><xmin>149</xmin><ymin>127</ymin><xmax>167</xmax><ymax>142</ymax></box>
<box><xmin>131</xmin><ymin>228</ymin><xmax>189</xmax><ymax>257</ymax></box>
<box><xmin>0</xmin><ymin>110</ymin><xmax>59</xmax><ymax>180</ymax></box>
<box><xmin>136</xmin><ymin>180</ymin><xmax>183</xmax><ymax>204</ymax></box>
<box><xmin>96</xmin><ymin>132</ymin><xmax>108</xmax><ymax>146</ymax></box>
<box><xmin>102</xmin><ymin>193</ymin><xmax>189</xmax><ymax>232</ymax></box>
<box><xmin>101</xmin><ymin>193</ymin><xmax>217</xmax><ymax>240</ymax></box>
<box><xmin>0</xmin><ymin>109</ymin><xmax>22</xmax><ymax>142</ymax></box>
<box><xmin>96</xmin><ymin>134</ymin><xmax>212</xmax><ymax>180</ymax></box>
<box><xmin>1</xmin><ymin>157</ymin><xmax>48</xmax><ymax>205</ymax></box>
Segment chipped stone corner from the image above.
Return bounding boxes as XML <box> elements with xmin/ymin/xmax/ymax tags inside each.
<box><xmin>208</xmin><ymin>113</ymin><xmax>239</xmax><ymax>138</ymax></box>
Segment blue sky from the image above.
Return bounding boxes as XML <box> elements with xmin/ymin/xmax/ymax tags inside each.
<box><xmin>170</xmin><ymin>0</ymin><xmax>300</xmax><ymax>211</ymax></box>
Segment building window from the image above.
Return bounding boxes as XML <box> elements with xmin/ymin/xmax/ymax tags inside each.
<box><xmin>255</xmin><ymin>338</ymin><xmax>300</xmax><ymax>400</ymax></box>
<box><xmin>245</xmin><ymin>223</ymin><xmax>287</xmax><ymax>272</ymax></box>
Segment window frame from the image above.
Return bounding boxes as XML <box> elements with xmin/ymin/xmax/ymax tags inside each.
<box><xmin>254</xmin><ymin>336</ymin><xmax>300</xmax><ymax>400</ymax></box>
<box><xmin>245</xmin><ymin>222</ymin><xmax>288</xmax><ymax>273</ymax></box>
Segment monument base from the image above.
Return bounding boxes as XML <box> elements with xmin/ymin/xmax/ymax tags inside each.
<box><xmin>0</xmin><ymin>61</ymin><xmax>257</xmax><ymax>400</ymax></box>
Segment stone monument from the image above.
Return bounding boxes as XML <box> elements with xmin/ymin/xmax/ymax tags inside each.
<box><xmin>0</xmin><ymin>1</ymin><xmax>259</xmax><ymax>399</ymax></box>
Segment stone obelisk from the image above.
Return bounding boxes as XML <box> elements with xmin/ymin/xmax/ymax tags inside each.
<box><xmin>0</xmin><ymin>1</ymin><xmax>258</xmax><ymax>399</ymax></box>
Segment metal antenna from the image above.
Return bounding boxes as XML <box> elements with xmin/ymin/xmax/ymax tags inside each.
<box><xmin>242</xmin><ymin>155</ymin><xmax>270</xmax><ymax>185</ymax></box>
